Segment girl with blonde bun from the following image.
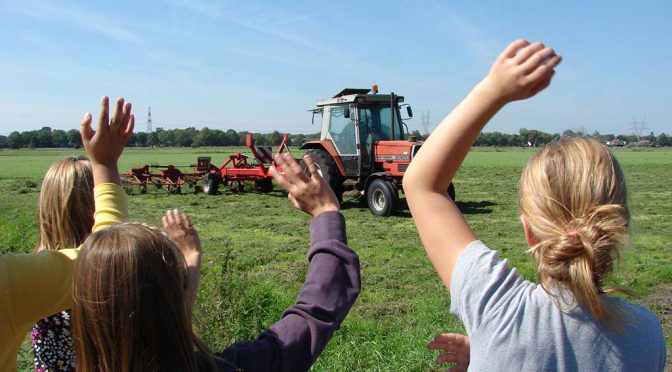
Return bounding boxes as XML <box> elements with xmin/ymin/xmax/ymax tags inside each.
<box><xmin>405</xmin><ymin>39</ymin><xmax>666</xmax><ymax>371</ymax></box>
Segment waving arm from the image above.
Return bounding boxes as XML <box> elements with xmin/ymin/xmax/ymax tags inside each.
<box><xmin>403</xmin><ymin>40</ymin><xmax>561</xmax><ymax>288</ymax></box>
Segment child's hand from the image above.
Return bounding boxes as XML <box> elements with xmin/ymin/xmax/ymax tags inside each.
<box><xmin>162</xmin><ymin>208</ymin><xmax>201</xmax><ymax>259</ymax></box>
<box><xmin>269</xmin><ymin>152</ymin><xmax>340</xmax><ymax>217</ymax></box>
<box><xmin>480</xmin><ymin>39</ymin><xmax>562</xmax><ymax>103</ymax></box>
<box><xmin>80</xmin><ymin>96</ymin><xmax>134</xmax><ymax>167</ymax></box>
<box><xmin>427</xmin><ymin>333</ymin><xmax>471</xmax><ymax>372</ymax></box>
<box><xmin>162</xmin><ymin>208</ymin><xmax>201</xmax><ymax>309</ymax></box>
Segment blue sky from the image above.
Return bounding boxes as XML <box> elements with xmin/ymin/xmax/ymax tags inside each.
<box><xmin>1</xmin><ymin>0</ymin><xmax>670</xmax><ymax>136</ymax></box>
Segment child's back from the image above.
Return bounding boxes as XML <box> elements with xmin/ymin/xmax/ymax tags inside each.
<box><xmin>452</xmin><ymin>240</ymin><xmax>666</xmax><ymax>371</ymax></box>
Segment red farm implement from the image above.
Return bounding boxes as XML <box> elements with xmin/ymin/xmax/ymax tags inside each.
<box><xmin>120</xmin><ymin>164</ymin><xmax>203</xmax><ymax>195</ymax></box>
<box><xmin>120</xmin><ymin>133</ymin><xmax>290</xmax><ymax>195</ymax></box>
<box><xmin>201</xmin><ymin>133</ymin><xmax>289</xmax><ymax>194</ymax></box>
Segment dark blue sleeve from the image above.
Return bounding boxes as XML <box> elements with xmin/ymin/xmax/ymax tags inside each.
<box><xmin>215</xmin><ymin>211</ymin><xmax>361</xmax><ymax>372</ymax></box>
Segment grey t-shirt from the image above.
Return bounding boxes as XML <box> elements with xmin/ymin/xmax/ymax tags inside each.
<box><xmin>450</xmin><ymin>241</ymin><xmax>666</xmax><ymax>371</ymax></box>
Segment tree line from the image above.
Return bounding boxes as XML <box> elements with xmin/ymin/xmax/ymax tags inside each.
<box><xmin>1</xmin><ymin>126</ymin><xmax>670</xmax><ymax>149</ymax></box>
<box><xmin>471</xmin><ymin>129</ymin><xmax>671</xmax><ymax>147</ymax></box>
<box><xmin>0</xmin><ymin>127</ymin><xmax>319</xmax><ymax>149</ymax></box>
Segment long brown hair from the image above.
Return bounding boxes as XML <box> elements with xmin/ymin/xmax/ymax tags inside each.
<box><xmin>35</xmin><ymin>156</ymin><xmax>94</xmax><ymax>251</ymax></box>
<box><xmin>518</xmin><ymin>136</ymin><xmax>630</xmax><ymax>327</ymax></box>
<box><xmin>72</xmin><ymin>223</ymin><xmax>215</xmax><ymax>371</ymax></box>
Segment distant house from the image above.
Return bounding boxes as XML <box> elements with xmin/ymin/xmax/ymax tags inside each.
<box><xmin>606</xmin><ymin>139</ymin><xmax>626</xmax><ymax>147</ymax></box>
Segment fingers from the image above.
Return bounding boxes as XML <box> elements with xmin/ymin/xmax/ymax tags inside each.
<box><xmin>80</xmin><ymin>112</ymin><xmax>93</xmax><ymax>146</ymax></box>
<box><xmin>436</xmin><ymin>353</ymin><xmax>467</xmax><ymax>364</ymax></box>
<box><xmin>269</xmin><ymin>164</ymin><xmax>293</xmax><ymax>192</ymax></box>
<box><xmin>513</xmin><ymin>41</ymin><xmax>545</xmax><ymax>64</ymax></box>
<box><xmin>179</xmin><ymin>212</ymin><xmax>193</xmax><ymax>229</ymax></box>
<box><xmin>284</xmin><ymin>152</ymin><xmax>309</xmax><ymax>182</ymax></box>
<box><xmin>162</xmin><ymin>209</ymin><xmax>195</xmax><ymax>231</ymax></box>
<box><xmin>499</xmin><ymin>38</ymin><xmax>530</xmax><ymax>60</ymax></box>
<box><xmin>98</xmin><ymin>96</ymin><xmax>110</xmax><ymax>133</ymax></box>
<box><xmin>272</xmin><ymin>152</ymin><xmax>309</xmax><ymax>187</ymax></box>
<box><xmin>124</xmin><ymin>114</ymin><xmax>135</xmax><ymax>141</ymax></box>
<box><xmin>119</xmin><ymin>101</ymin><xmax>133</xmax><ymax>136</ymax></box>
<box><xmin>303</xmin><ymin>155</ymin><xmax>321</xmax><ymax>181</ymax></box>
<box><xmin>162</xmin><ymin>208</ymin><xmax>177</xmax><ymax>229</ymax></box>
<box><xmin>520</xmin><ymin>47</ymin><xmax>557</xmax><ymax>74</ymax></box>
<box><xmin>110</xmin><ymin>97</ymin><xmax>126</xmax><ymax>135</ymax></box>
<box><xmin>431</xmin><ymin>333</ymin><xmax>469</xmax><ymax>346</ymax></box>
<box><xmin>526</xmin><ymin>55</ymin><xmax>561</xmax><ymax>83</ymax></box>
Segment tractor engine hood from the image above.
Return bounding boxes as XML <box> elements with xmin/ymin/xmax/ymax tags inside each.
<box><xmin>373</xmin><ymin>140</ymin><xmax>422</xmax><ymax>163</ymax></box>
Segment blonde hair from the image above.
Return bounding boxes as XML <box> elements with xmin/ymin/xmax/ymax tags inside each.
<box><xmin>72</xmin><ymin>223</ymin><xmax>216</xmax><ymax>371</ymax></box>
<box><xmin>518</xmin><ymin>137</ymin><xmax>630</xmax><ymax>327</ymax></box>
<box><xmin>35</xmin><ymin>156</ymin><xmax>94</xmax><ymax>252</ymax></box>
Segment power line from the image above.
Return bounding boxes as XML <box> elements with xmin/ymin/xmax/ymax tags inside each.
<box><xmin>420</xmin><ymin>111</ymin><xmax>431</xmax><ymax>135</ymax></box>
<box><xmin>146</xmin><ymin>106</ymin><xmax>153</xmax><ymax>133</ymax></box>
<box><xmin>629</xmin><ymin>118</ymin><xmax>648</xmax><ymax>141</ymax></box>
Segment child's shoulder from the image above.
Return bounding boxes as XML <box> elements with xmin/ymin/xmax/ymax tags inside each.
<box><xmin>611</xmin><ymin>297</ymin><xmax>664</xmax><ymax>335</ymax></box>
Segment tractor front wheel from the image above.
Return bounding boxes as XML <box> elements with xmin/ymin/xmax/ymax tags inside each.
<box><xmin>302</xmin><ymin>149</ymin><xmax>344</xmax><ymax>202</ymax></box>
<box><xmin>366</xmin><ymin>179</ymin><xmax>398</xmax><ymax>217</ymax></box>
<box><xmin>203</xmin><ymin>173</ymin><xmax>220</xmax><ymax>195</ymax></box>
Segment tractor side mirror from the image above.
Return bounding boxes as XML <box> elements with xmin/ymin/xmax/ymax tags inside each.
<box><xmin>343</xmin><ymin>105</ymin><xmax>351</xmax><ymax>119</ymax></box>
<box><xmin>406</xmin><ymin>105</ymin><xmax>413</xmax><ymax>118</ymax></box>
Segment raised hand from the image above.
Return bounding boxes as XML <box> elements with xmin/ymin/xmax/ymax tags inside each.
<box><xmin>162</xmin><ymin>208</ymin><xmax>201</xmax><ymax>309</ymax></box>
<box><xmin>480</xmin><ymin>39</ymin><xmax>562</xmax><ymax>103</ymax></box>
<box><xmin>269</xmin><ymin>152</ymin><xmax>340</xmax><ymax>217</ymax></box>
<box><xmin>427</xmin><ymin>333</ymin><xmax>471</xmax><ymax>372</ymax></box>
<box><xmin>80</xmin><ymin>96</ymin><xmax>134</xmax><ymax>185</ymax></box>
<box><xmin>80</xmin><ymin>96</ymin><xmax>134</xmax><ymax>167</ymax></box>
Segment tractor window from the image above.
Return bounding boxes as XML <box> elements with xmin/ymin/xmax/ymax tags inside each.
<box><xmin>328</xmin><ymin>105</ymin><xmax>357</xmax><ymax>155</ymax></box>
<box><xmin>358</xmin><ymin>105</ymin><xmax>403</xmax><ymax>142</ymax></box>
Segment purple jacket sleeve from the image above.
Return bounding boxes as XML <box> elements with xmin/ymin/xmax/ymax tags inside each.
<box><xmin>214</xmin><ymin>212</ymin><xmax>361</xmax><ymax>372</ymax></box>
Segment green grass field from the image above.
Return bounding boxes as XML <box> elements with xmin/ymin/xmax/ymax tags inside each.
<box><xmin>1</xmin><ymin>146</ymin><xmax>670</xmax><ymax>371</ymax></box>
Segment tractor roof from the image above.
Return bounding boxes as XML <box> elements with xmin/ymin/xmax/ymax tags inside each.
<box><xmin>316</xmin><ymin>88</ymin><xmax>404</xmax><ymax>107</ymax></box>
<box><xmin>333</xmin><ymin>88</ymin><xmax>371</xmax><ymax>97</ymax></box>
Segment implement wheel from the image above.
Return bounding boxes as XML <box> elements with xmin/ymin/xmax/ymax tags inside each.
<box><xmin>203</xmin><ymin>173</ymin><xmax>220</xmax><ymax>195</ymax></box>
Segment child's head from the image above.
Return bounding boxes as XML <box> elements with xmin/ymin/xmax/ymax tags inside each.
<box><xmin>518</xmin><ymin>137</ymin><xmax>629</xmax><ymax>322</ymax></box>
<box><xmin>36</xmin><ymin>156</ymin><xmax>94</xmax><ymax>251</ymax></box>
<box><xmin>72</xmin><ymin>223</ymin><xmax>206</xmax><ymax>371</ymax></box>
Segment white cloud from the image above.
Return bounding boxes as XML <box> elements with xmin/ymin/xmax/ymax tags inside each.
<box><xmin>10</xmin><ymin>1</ymin><xmax>142</xmax><ymax>43</ymax></box>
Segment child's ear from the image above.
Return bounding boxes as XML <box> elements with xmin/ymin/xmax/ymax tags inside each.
<box><xmin>520</xmin><ymin>214</ymin><xmax>540</xmax><ymax>247</ymax></box>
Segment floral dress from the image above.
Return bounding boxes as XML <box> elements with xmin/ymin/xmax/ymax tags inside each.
<box><xmin>31</xmin><ymin>310</ymin><xmax>75</xmax><ymax>371</ymax></box>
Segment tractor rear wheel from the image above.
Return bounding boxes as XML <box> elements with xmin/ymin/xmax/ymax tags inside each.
<box><xmin>203</xmin><ymin>173</ymin><xmax>220</xmax><ymax>195</ymax></box>
<box><xmin>367</xmin><ymin>179</ymin><xmax>398</xmax><ymax>217</ymax></box>
<box><xmin>302</xmin><ymin>149</ymin><xmax>344</xmax><ymax>202</ymax></box>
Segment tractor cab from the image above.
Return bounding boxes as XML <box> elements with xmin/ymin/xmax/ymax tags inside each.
<box><xmin>307</xmin><ymin>86</ymin><xmax>413</xmax><ymax>178</ymax></box>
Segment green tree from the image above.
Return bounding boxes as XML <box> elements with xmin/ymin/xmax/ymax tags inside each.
<box><xmin>146</xmin><ymin>132</ymin><xmax>159</xmax><ymax>147</ymax></box>
<box><xmin>134</xmin><ymin>132</ymin><xmax>148</xmax><ymax>147</ymax></box>
<box><xmin>8</xmin><ymin>131</ymin><xmax>23</xmax><ymax>149</ymax></box>
<box><xmin>52</xmin><ymin>130</ymin><xmax>67</xmax><ymax>147</ymax></box>
<box><xmin>66</xmin><ymin>129</ymin><xmax>82</xmax><ymax>148</ymax></box>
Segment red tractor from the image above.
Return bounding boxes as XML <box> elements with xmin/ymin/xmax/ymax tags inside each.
<box><xmin>300</xmin><ymin>86</ymin><xmax>455</xmax><ymax>216</ymax></box>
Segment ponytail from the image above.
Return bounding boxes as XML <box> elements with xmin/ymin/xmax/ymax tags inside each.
<box><xmin>533</xmin><ymin>204</ymin><xmax>631</xmax><ymax>327</ymax></box>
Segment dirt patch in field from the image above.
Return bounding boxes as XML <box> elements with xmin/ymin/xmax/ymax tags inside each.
<box><xmin>639</xmin><ymin>284</ymin><xmax>672</xmax><ymax>369</ymax></box>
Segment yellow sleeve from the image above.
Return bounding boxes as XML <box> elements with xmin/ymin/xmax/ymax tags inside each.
<box><xmin>0</xmin><ymin>248</ymin><xmax>79</xmax><ymax>340</ymax></box>
<box><xmin>92</xmin><ymin>183</ymin><xmax>129</xmax><ymax>232</ymax></box>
